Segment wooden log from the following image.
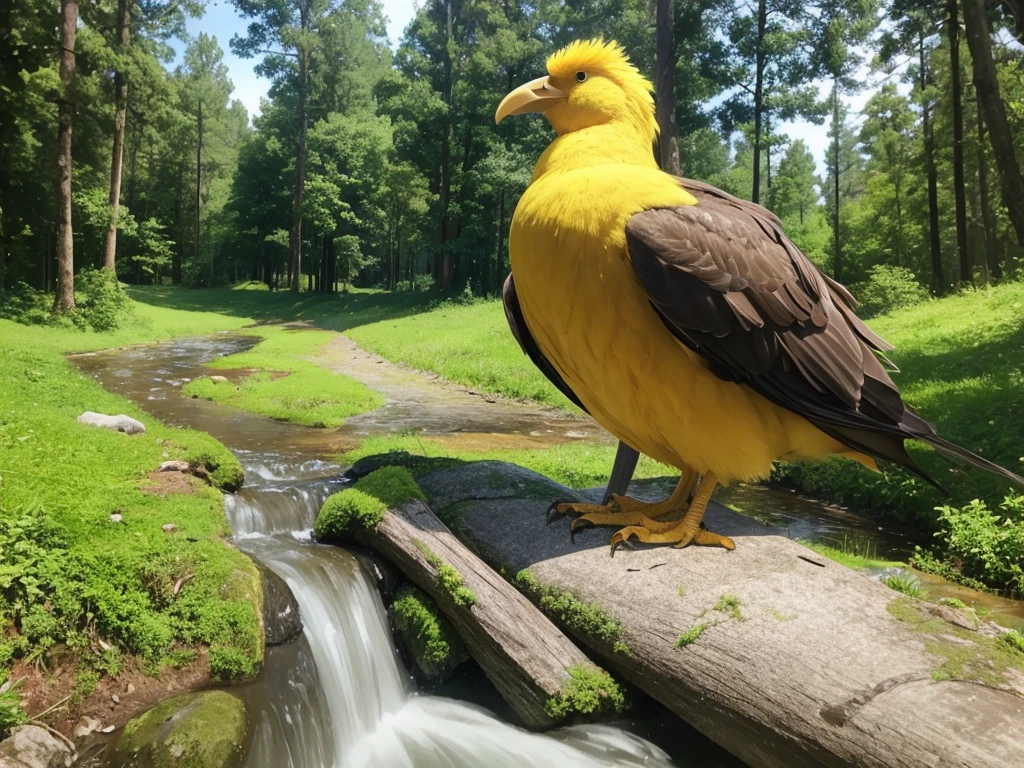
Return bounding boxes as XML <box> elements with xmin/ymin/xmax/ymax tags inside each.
<box><xmin>345</xmin><ymin>498</ymin><xmax>623</xmax><ymax>729</ymax></box>
<box><xmin>411</xmin><ymin>461</ymin><xmax>1024</xmax><ymax>768</ymax></box>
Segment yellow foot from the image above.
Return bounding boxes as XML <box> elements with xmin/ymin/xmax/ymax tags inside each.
<box><xmin>546</xmin><ymin>494</ymin><xmax>682</xmax><ymax>540</ymax></box>
<box><xmin>609</xmin><ymin>520</ymin><xmax>735</xmax><ymax>557</ymax></box>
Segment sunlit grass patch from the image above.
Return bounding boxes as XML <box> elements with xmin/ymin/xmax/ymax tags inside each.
<box><xmin>182</xmin><ymin>326</ymin><xmax>384</xmax><ymax>427</ymax></box>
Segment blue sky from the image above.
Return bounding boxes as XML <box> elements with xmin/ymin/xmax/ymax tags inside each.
<box><xmin>171</xmin><ymin>1</ymin><xmax>886</xmax><ymax>180</ymax></box>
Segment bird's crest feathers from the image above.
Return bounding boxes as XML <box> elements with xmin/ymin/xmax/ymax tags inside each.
<box><xmin>546</xmin><ymin>39</ymin><xmax>656</xmax><ymax>135</ymax></box>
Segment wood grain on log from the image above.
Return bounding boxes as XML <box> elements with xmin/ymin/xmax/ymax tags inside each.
<box><xmin>350</xmin><ymin>498</ymin><xmax>614</xmax><ymax>729</ymax></box>
<box><xmin>412</xmin><ymin>461</ymin><xmax>1024</xmax><ymax>768</ymax></box>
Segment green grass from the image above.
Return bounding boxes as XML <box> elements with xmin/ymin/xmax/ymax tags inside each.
<box><xmin>773</xmin><ymin>283</ymin><xmax>1024</xmax><ymax>525</ymax></box>
<box><xmin>799</xmin><ymin>540</ymin><xmax>906</xmax><ymax>571</ymax></box>
<box><xmin>340</xmin><ymin>435</ymin><xmax>673</xmax><ymax>490</ymax></box>
<box><xmin>0</xmin><ymin>305</ymin><xmax>264</xmax><ymax>706</ymax></box>
<box><xmin>182</xmin><ymin>326</ymin><xmax>383</xmax><ymax>427</ymax></box>
<box><xmin>313</xmin><ymin>467</ymin><xmax>426</xmax><ymax>541</ymax></box>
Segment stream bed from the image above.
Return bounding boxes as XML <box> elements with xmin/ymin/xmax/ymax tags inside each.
<box><xmin>73</xmin><ymin>332</ymin><xmax>1024</xmax><ymax>766</ymax></box>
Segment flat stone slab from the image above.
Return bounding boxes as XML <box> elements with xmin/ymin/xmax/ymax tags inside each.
<box><xmin>77</xmin><ymin>411</ymin><xmax>146</xmax><ymax>435</ymax></box>
<box><xmin>415</xmin><ymin>461</ymin><xmax>1024</xmax><ymax>768</ymax></box>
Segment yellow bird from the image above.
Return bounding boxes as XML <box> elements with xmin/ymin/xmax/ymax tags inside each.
<box><xmin>495</xmin><ymin>39</ymin><xmax>1024</xmax><ymax>554</ymax></box>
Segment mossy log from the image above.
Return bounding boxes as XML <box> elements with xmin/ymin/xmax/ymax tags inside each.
<box><xmin>325</xmin><ymin>494</ymin><xmax>623</xmax><ymax>729</ymax></box>
<box><xmin>409</xmin><ymin>460</ymin><xmax>1024</xmax><ymax>768</ymax></box>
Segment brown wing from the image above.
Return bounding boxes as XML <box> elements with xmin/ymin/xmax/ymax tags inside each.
<box><xmin>503</xmin><ymin>273</ymin><xmax>589</xmax><ymax>414</ymax></box>
<box><xmin>626</xmin><ymin>178</ymin><xmax>1024</xmax><ymax>489</ymax></box>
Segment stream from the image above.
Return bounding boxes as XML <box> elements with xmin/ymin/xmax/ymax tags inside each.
<box><xmin>74</xmin><ymin>335</ymin><xmax>735</xmax><ymax>767</ymax></box>
<box><xmin>73</xmin><ymin>331</ymin><xmax>1024</xmax><ymax>766</ymax></box>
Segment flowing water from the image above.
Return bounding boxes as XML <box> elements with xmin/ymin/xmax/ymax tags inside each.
<box><xmin>74</xmin><ymin>332</ymin><xmax>1024</xmax><ymax>766</ymax></box>
<box><xmin>75</xmin><ymin>335</ymin><xmax>734</xmax><ymax>767</ymax></box>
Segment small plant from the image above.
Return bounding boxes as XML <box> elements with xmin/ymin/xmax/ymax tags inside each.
<box><xmin>880</xmin><ymin>568</ymin><xmax>927</xmax><ymax>598</ymax></box>
<box><xmin>1000</xmin><ymin>630</ymin><xmax>1024</xmax><ymax>654</ymax></box>
<box><xmin>0</xmin><ymin>678</ymin><xmax>26</xmax><ymax>738</ymax></box>
<box><xmin>545</xmin><ymin>665</ymin><xmax>626</xmax><ymax>719</ymax></box>
<box><xmin>714</xmin><ymin>595</ymin><xmax>744</xmax><ymax>621</ymax></box>
<box><xmin>414</xmin><ymin>541</ymin><xmax>476</xmax><ymax>607</ymax></box>
<box><xmin>938</xmin><ymin>597</ymin><xmax>968</xmax><ymax>610</ymax></box>
<box><xmin>675</xmin><ymin>623</ymin><xmax>709</xmax><ymax>648</ymax></box>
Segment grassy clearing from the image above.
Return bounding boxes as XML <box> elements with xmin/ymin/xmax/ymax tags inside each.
<box><xmin>799</xmin><ymin>540</ymin><xmax>906</xmax><ymax>571</ymax></box>
<box><xmin>182</xmin><ymin>326</ymin><xmax>383</xmax><ymax>427</ymax></box>
<box><xmin>0</xmin><ymin>303</ymin><xmax>265</xmax><ymax>732</ymax></box>
<box><xmin>131</xmin><ymin>286</ymin><xmax>575</xmax><ymax>410</ymax></box>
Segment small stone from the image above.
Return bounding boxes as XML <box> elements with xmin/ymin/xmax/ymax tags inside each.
<box><xmin>77</xmin><ymin>411</ymin><xmax>146</xmax><ymax>435</ymax></box>
<box><xmin>162</xmin><ymin>524</ymin><xmax>178</xmax><ymax>533</ymax></box>
<box><xmin>101</xmin><ymin>725</ymin><xmax>116</xmax><ymax>734</ymax></box>
<box><xmin>209</xmin><ymin>375</ymin><xmax>229</xmax><ymax>384</ymax></box>
<box><xmin>126</xmin><ymin>683</ymin><xmax>135</xmax><ymax>695</ymax></box>
<box><xmin>73</xmin><ymin>716</ymin><xmax>101</xmax><ymax>738</ymax></box>
<box><xmin>161</xmin><ymin>451</ymin><xmax>170</xmax><ymax>459</ymax></box>
<box><xmin>159</xmin><ymin>460</ymin><xmax>190</xmax><ymax>473</ymax></box>
<box><xmin>111</xmin><ymin>694</ymin><xmax>120</xmax><ymax>704</ymax></box>
<box><xmin>110</xmin><ymin>513</ymin><xmax>123</xmax><ymax>523</ymax></box>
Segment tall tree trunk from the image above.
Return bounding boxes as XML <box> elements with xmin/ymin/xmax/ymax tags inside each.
<box><xmin>976</xmin><ymin>105</ymin><xmax>1001</xmax><ymax>279</ymax></box>
<box><xmin>436</xmin><ymin>0</ymin><xmax>456</xmax><ymax>288</ymax></box>
<box><xmin>920</xmin><ymin>33</ymin><xmax>944</xmax><ymax>292</ymax></box>
<box><xmin>831</xmin><ymin>80</ymin><xmax>842</xmax><ymax>282</ymax></box>
<box><xmin>290</xmin><ymin>47</ymin><xmax>310</xmax><ymax>293</ymax></box>
<box><xmin>656</xmin><ymin>0</ymin><xmax>679</xmax><ymax>174</ymax></box>
<box><xmin>172</xmin><ymin>162</ymin><xmax>183</xmax><ymax>284</ymax></box>
<box><xmin>194</xmin><ymin>100</ymin><xmax>203</xmax><ymax>265</ymax></box>
<box><xmin>948</xmin><ymin>0</ymin><xmax>971</xmax><ymax>284</ymax></box>
<box><xmin>102</xmin><ymin>0</ymin><xmax>130</xmax><ymax>272</ymax></box>
<box><xmin>53</xmin><ymin>0</ymin><xmax>78</xmax><ymax>314</ymax></box>
<box><xmin>751</xmin><ymin>0</ymin><xmax>766</xmax><ymax>204</ymax></box>
<box><xmin>963</xmin><ymin>0</ymin><xmax>1024</xmax><ymax>250</ymax></box>
<box><xmin>326</xmin><ymin>233</ymin><xmax>336</xmax><ymax>293</ymax></box>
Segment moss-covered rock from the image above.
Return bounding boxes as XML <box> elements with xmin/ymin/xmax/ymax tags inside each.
<box><xmin>114</xmin><ymin>691</ymin><xmax>248</xmax><ymax>768</ymax></box>
<box><xmin>389</xmin><ymin>584</ymin><xmax>468</xmax><ymax>681</ymax></box>
<box><xmin>313</xmin><ymin>466</ymin><xmax>425</xmax><ymax>542</ymax></box>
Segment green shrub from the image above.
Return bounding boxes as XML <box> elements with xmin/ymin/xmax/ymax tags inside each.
<box><xmin>921</xmin><ymin>494</ymin><xmax>1024</xmax><ymax>595</ymax></box>
<box><xmin>0</xmin><ymin>283</ymin><xmax>55</xmax><ymax>326</ymax></box>
<box><xmin>209</xmin><ymin>644</ymin><xmax>258</xmax><ymax>680</ymax></box>
<box><xmin>73</xmin><ymin>269</ymin><xmax>131</xmax><ymax>331</ymax></box>
<box><xmin>853</xmin><ymin>265</ymin><xmax>930</xmax><ymax>318</ymax></box>
<box><xmin>0</xmin><ymin>680</ymin><xmax>26</xmax><ymax>738</ymax></box>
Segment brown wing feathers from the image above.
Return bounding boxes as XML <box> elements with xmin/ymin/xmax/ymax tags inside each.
<box><xmin>627</xmin><ymin>178</ymin><xmax>1024</xmax><ymax>490</ymax></box>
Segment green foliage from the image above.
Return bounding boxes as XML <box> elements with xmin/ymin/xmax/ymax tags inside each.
<box><xmin>544</xmin><ymin>665</ymin><xmax>626</xmax><ymax>720</ymax></box>
<box><xmin>314</xmin><ymin>467</ymin><xmax>424</xmax><ymax>541</ymax></box>
<box><xmin>0</xmin><ymin>679</ymin><xmax>27</xmax><ymax>738</ymax></box>
<box><xmin>390</xmin><ymin>585</ymin><xmax>467</xmax><ymax>676</ymax></box>
<box><xmin>923</xmin><ymin>495</ymin><xmax>1024</xmax><ymax>595</ymax></box>
<box><xmin>853</xmin><ymin>265</ymin><xmax>931</xmax><ymax>318</ymax></box>
<box><xmin>798</xmin><ymin>539</ymin><xmax>905</xmax><ymax>571</ymax></box>
<box><xmin>0</xmin><ymin>308</ymin><xmax>263</xmax><ymax>689</ymax></box>
<box><xmin>881</xmin><ymin>569</ymin><xmax>928</xmax><ymax>598</ymax></box>
<box><xmin>0</xmin><ymin>269</ymin><xmax>131</xmax><ymax>332</ymax></box>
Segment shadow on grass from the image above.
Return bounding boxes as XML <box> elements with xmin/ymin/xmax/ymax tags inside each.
<box><xmin>128</xmin><ymin>285</ymin><xmax>463</xmax><ymax>333</ymax></box>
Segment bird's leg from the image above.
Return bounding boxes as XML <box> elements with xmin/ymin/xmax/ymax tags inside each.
<box><xmin>547</xmin><ymin>468</ymin><xmax>698</xmax><ymax>533</ymax></box>
<box><xmin>609</xmin><ymin>471</ymin><xmax>735</xmax><ymax>555</ymax></box>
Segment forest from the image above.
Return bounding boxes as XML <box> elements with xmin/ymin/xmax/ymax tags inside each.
<box><xmin>5</xmin><ymin>0</ymin><xmax>1024</xmax><ymax>309</ymax></box>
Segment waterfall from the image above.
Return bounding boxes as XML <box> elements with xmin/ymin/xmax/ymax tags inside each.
<box><xmin>231</xmin><ymin>459</ymin><xmax>674</xmax><ymax>768</ymax></box>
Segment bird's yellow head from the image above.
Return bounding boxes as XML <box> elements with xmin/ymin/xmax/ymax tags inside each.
<box><xmin>495</xmin><ymin>39</ymin><xmax>657</xmax><ymax>141</ymax></box>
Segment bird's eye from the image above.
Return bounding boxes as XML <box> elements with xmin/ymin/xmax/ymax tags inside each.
<box><xmin>575</xmin><ymin>71</ymin><xmax>587</xmax><ymax>83</ymax></box>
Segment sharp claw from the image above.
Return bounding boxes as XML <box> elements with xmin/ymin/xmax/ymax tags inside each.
<box><xmin>569</xmin><ymin>517</ymin><xmax>593</xmax><ymax>543</ymax></box>
<box><xmin>609</xmin><ymin>531</ymin><xmax>635</xmax><ymax>558</ymax></box>
<box><xmin>546</xmin><ymin>501</ymin><xmax>565</xmax><ymax>525</ymax></box>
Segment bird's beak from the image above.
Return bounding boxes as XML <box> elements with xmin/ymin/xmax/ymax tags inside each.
<box><xmin>495</xmin><ymin>76</ymin><xmax>567</xmax><ymax>124</ymax></box>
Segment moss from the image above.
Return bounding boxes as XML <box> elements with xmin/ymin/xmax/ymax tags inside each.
<box><xmin>313</xmin><ymin>467</ymin><xmax>424</xmax><ymax>542</ymax></box>
<box><xmin>675</xmin><ymin>623</ymin><xmax>709</xmax><ymax>648</ymax></box>
<box><xmin>116</xmin><ymin>690</ymin><xmax>248</xmax><ymax>768</ymax></box>
<box><xmin>183</xmin><ymin>444</ymin><xmax>244</xmax><ymax>491</ymax></box>
<box><xmin>938</xmin><ymin>597</ymin><xmax>968</xmax><ymax>610</ymax></box>
<box><xmin>765</xmin><ymin>608</ymin><xmax>788</xmax><ymax>622</ymax></box>
<box><xmin>887</xmin><ymin>597</ymin><xmax>1024</xmax><ymax>686</ymax></box>
<box><xmin>714</xmin><ymin>595</ymin><xmax>744</xmax><ymax>621</ymax></box>
<box><xmin>390</xmin><ymin>585</ymin><xmax>467</xmax><ymax>678</ymax></box>
<box><xmin>676</xmin><ymin>585</ymin><xmax>686</xmax><ymax>597</ymax></box>
<box><xmin>413</xmin><ymin>540</ymin><xmax>477</xmax><ymax>607</ymax></box>
<box><xmin>512</xmin><ymin>569</ymin><xmax>627</xmax><ymax>652</ymax></box>
<box><xmin>544</xmin><ymin>664</ymin><xmax>627</xmax><ymax>720</ymax></box>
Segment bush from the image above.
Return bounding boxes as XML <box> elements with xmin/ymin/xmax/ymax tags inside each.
<box><xmin>920</xmin><ymin>494</ymin><xmax>1024</xmax><ymax>595</ymax></box>
<box><xmin>0</xmin><ymin>270</ymin><xmax>131</xmax><ymax>331</ymax></box>
<box><xmin>852</xmin><ymin>265</ymin><xmax>930</xmax><ymax>318</ymax></box>
<box><xmin>73</xmin><ymin>268</ymin><xmax>131</xmax><ymax>331</ymax></box>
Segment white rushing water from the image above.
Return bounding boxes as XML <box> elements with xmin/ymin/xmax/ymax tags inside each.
<box><xmin>231</xmin><ymin>457</ymin><xmax>676</xmax><ymax>768</ymax></box>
